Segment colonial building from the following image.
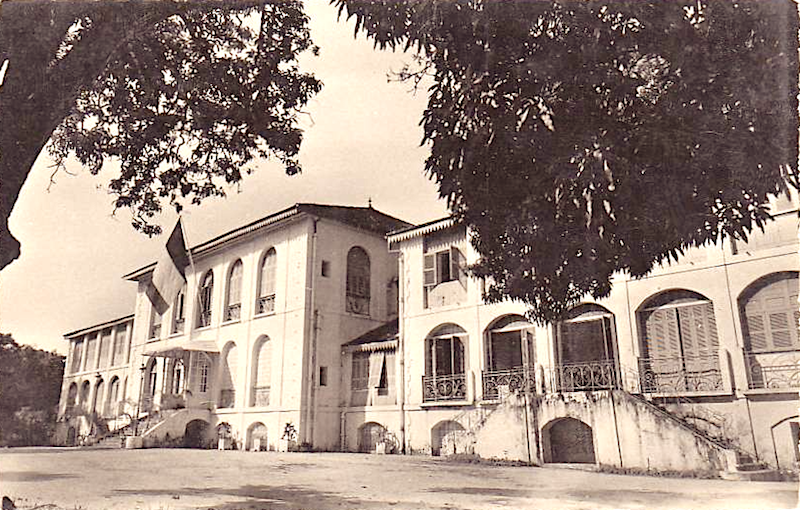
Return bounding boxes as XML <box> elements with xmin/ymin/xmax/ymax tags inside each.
<box><xmin>57</xmin><ymin>196</ymin><xmax>799</xmax><ymax>476</ymax></box>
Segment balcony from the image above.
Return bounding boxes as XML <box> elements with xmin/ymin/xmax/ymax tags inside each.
<box><xmin>422</xmin><ymin>373</ymin><xmax>467</xmax><ymax>402</ymax></box>
<box><xmin>744</xmin><ymin>352</ymin><xmax>800</xmax><ymax>390</ymax></box>
<box><xmin>252</xmin><ymin>386</ymin><xmax>270</xmax><ymax>407</ymax></box>
<box><xmin>219</xmin><ymin>389</ymin><xmax>235</xmax><ymax>408</ymax></box>
<box><xmin>197</xmin><ymin>309</ymin><xmax>212</xmax><ymax>328</ymax></box>
<box><xmin>548</xmin><ymin>360</ymin><xmax>618</xmax><ymax>392</ymax></box>
<box><xmin>257</xmin><ymin>295</ymin><xmax>275</xmax><ymax>315</ymax></box>
<box><xmin>481</xmin><ymin>366</ymin><xmax>535</xmax><ymax>400</ymax></box>
<box><xmin>225</xmin><ymin>304</ymin><xmax>241</xmax><ymax>322</ymax></box>
<box><xmin>638</xmin><ymin>354</ymin><xmax>723</xmax><ymax>394</ymax></box>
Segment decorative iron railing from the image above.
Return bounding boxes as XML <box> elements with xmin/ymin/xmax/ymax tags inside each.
<box><xmin>171</xmin><ymin>319</ymin><xmax>185</xmax><ymax>335</ymax></box>
<box><xmin>744</xmin><ymin>352</ymin><xmax>800</xmax><ymax>390</ymax></box>
<box><xmin>481</xmin><ymin>366</ymin><xmax>535</xmax><ymax>400</ymax></box>
<box><xmin>252</xmin><ymin>386</ymin><xmax>270</xmax><ymax>407</ymax></box>
<box><xmin>422</xmin><ymin>373</ymin><xmax>467</xmax><ymax>402</ymax></box>
<box><xmin>149</xmin><ymin>324</ymin><xmax>161</xmax><ymax>340</ymax></box>
<box><xmin>225</xmin><ymin>304</ymin><xmax>241</xmax><ymax>322</ymax></box>
<box><xmin>346</xmin><ymin>295</ymin><xmax>370</xmax><ymax>316</ymax></box>
<box><xmin>638</xmin><ymin>354</ymin><xmax>723</xmax><ymax>393</ymax></box>
<box><xmin>198</xmin><ymin>309</ymin><xmax>212</xmax><ymax>328</ymax></box>
<box><xmin>547</xmin><ymin>360</ymin><xmax>619</xmax><ymax>392</ymax></box>
<box><xmin>219</xmin><ymin>389</ymin><xmax>235</xmax><ymax>408</ymax></box>
<box><xmin>257</xmin><ymin>295</ymin><xmax>275</xmax><ymax>315</ymax></box>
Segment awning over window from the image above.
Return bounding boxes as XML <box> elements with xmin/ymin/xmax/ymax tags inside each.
<box><xmin>142</xmin><ymin>340</ymin><xmax>220</xmax><ymax>357</ymax></box>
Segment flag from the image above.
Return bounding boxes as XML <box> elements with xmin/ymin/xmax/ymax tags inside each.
<box><xmin>145</xmin><ymin>219</ymin><xmax>190</xmax><ymax>315</ymax></box>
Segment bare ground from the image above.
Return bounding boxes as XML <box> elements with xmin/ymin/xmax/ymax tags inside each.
<box><xmin>0</xmin><ymin>447</ymin><xmax>796</xmax><ymax>510</ymax></box>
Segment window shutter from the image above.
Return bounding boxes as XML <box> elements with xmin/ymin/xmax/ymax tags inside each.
<box><xmin>423</xmin><ymin>253</ymin><xmax>436</xmax><ymax>287</ymax></box>
<box><xmin>451</xmin><ymin>246</ymin><xmax>467</xmax><ymax>288</ymax></box>
<box><xmin>743</xmin><ymin>274</ymin><xmax>800</xmax><ymax>352</ymax></box>
<box><xmin>368</xmin><ymin>352</ymin><xmax>385</xmax><ymax>388</ymax></box>
<box><xmin>642</xmin><ymin>308</ymin><xmax>681</xmax><ymax>360</ymax></box>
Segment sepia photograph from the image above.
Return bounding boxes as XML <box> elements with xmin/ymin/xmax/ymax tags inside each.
<box><xmin>0</xmin><ymin>1</ymin><xmax>798</xmax><ymax>509</ymax></box>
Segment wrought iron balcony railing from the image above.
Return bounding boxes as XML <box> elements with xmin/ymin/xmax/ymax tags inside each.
<box><xmin>171</xmin><ymin>318</ymin><xmax>185</xmax><ymax>335</ymax></box>
<box><xmin>638</xmin><ymin>354</ymin><xmax>723</xmax><ymax>394</ymax></box>
<box><xmin>225</xmin><ymin>303</ymin><xmax>241</xmax><ymax>322</ymax></box>
<box><xmin>257</xmin><ymin>295</ymin><xmax>276</xmax><ymax>315</ymax></box>
<box><xmin>744</xmin><ymin>352</ymin><xmax>800</xmax><ymax>390</ymax></box>
<box><xmin>219</xmin><ymin>389</ymin><xmax>235</xmax><ymax>408</ymax></box>
<box><xmin>198</xmin><ymin>309</ymin><xmax>212</xmax><ymax>328</ymax></box>
<box><xmin>422</xmin><ymin>373</ymin><xmax>467</xmax><ymax>402</ymax></box>
<box><xmin>149</xmin><ymin>324</ymin><xmax>161</xmax><ymax>340</ymax></box>
<box><xmin>548</xmin><ymin>360</ymin><xmax>619</xmax><ymax>392</ymax></box>
<box><xmin>252</xmin><ymin>386</ymin><xmax>270</xmax><ymax>407</ymax></box>
<box><xmin>482</xmin><ymin>366</ymin><xmax>536</xmax><ymax>400</ymax></box>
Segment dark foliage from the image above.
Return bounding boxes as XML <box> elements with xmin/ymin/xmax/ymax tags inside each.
<box><xmin>335</xmin><ymin>0</ymin><xmax>799</xmax><ymax>322</ymax></box>
<box><xmin>0</xmin><ymin>334</ymin><xmax>65</xmax><ymax>446</ymax></box>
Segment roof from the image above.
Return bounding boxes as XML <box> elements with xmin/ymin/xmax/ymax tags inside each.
<box><xmin>343</xmin><ymin>319</ymin><xmax>398</xmax><ymax>352</ymax></box>
<box><xmin>64</xmin><ymin>314</ymin><xmax>134</xmax><ymax>339</ymax></box>
<box><xmin>387</xmin><ymin>216</ymin><xmax>457</xmax><ymax>244</ymax></box>
<box><xmin>123</xmin><ymin>203</ymin><xmax>411</xmax><ymax>280</ymax></box>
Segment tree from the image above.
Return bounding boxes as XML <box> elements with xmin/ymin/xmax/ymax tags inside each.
<box><xmin>0</xmin><ymin>0</ymin><xmax>321</xmax><ymax>270</ymax></box>
<box><xmin>0</xmin><ymin>333</ymin><xmax>65</xmax><ymax>446</ymax></box>
<box><xmin>335</xmin><ymin>0</ymin><xmax>799</xmax><ymax>322</ymax></box>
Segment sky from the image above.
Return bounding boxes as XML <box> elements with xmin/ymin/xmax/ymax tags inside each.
<box><xmin>0</xmin><ymin>2</ymin><xmax>447</xmax><ymax>354</ymax></box>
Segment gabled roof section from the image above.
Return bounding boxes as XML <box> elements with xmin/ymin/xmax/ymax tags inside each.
<box><xmin>343</xmin><ymin>319</ymin><xmax>398</xmax><ymax>352</ymax></box>
<box><xmin>64</xmin><ymin>314</ymin><xmax>134</xmax><ymax>339</ymax></box>
<box><xmin>123</xmin><ymin>203</ymin><xmax>411</xmax><ymax>281</ymax></box>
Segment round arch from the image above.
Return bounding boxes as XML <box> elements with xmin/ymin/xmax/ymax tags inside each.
<box><xmin>183</xmin><ymin>419</ymin><xmax>210</xmax><ymax>449</ymax></box>
<box><xmin>424</xmin><ymin>324</ymin><xmax>468</xmax><ymax>402</ymax></box>
<box><xmin>66</xmin><ymin>382</ymin><xmax>78</xmax><ymax>409</ymax></box>
<box><xmin>430</xmin><ymin>420</ymin><xmax>465</xmax><ymax>456</ymax></box>
<box><xmin>218</xmin><ymin>342</ymin><xmax>238</xmax><ymax>408</ymax></box>
<box><xmin>358</xmin><ymin>421</ymin><xmax>386</xmax><ymax>453</ymax></box>
<box><xmin>246</xmin><ymin>422</ymin><xmax>268</xmax><ymax>451</ymax></box>
<box><xmin>250</xmin><ymin>335</ymin><xmax>272</xmax><ymax>407</ymax></box>
<box><xmin>738</xmin><ymin>271</ymin><xmax>799</xmax><ymax>355</ymax></box>
<box><xmin>542</xmin><ymin>417</ymin><xmax>596</xmax><ymax>464</ymax></box>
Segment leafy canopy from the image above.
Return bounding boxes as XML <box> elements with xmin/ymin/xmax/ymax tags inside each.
<box><xmin>336</xmin><ymin>0</ymin><xmax>799</xmax><ymax>322</ymax></box>
<box><xmin>44</xmin><ymin>1</ymin><xmax>322</xmax><ymax>235</ymax></box>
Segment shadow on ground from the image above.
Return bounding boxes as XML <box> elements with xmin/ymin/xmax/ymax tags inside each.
<box><xmin>0</xmin><ymin>472</ymin><xmax>76</xmax><ymax>482</ymax></box>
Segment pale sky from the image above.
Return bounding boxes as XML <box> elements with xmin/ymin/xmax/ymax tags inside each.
<box><xmin>0</xmin><ymin>2</ymin><xmax>447</xmax><ymax>354</ymax></box>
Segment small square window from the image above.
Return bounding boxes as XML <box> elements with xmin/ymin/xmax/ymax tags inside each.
<box><xmin>321</xmin><ymin>260</ymin><xmax>331</xmax><ymax>277</ymax></box>
<box><xmin>319</xmin><ymin>366</ymin><xmax>328</xmax><ymax>386</ymax></box>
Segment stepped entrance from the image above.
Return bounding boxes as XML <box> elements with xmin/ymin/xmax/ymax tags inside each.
<box><xmin>543</xmin><ymin>417</ymin><xmax>596</xmax><ymax>464</ymax></box>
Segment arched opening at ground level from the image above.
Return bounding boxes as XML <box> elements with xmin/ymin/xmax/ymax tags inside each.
<box><xmin>183</xmin><ymin>419</ymin><xmax>210</xmax><ymax>449</ymax></box>
<box><xmin>542</xmin><ymin>417</ymin><xmax>596</xmax><ymax>464</ymax></box>
<box><xmin>358</xmin><ymin>422</ymin><xmax>386</xmax><ymax>453</ymax></box>
<box><xmin>66</xmin><ymin>427</ymin><xmax>77</xmax><ymax>447</ymax></box>
<box><xmin>246</xmin><ymin>422</ymin><xmax>268</xmax><ymax>451</ymax></box>
<box><xmin>431</xmin><ymin>420</ymin><xmax>465</xmax><ymax>457</ymax></box>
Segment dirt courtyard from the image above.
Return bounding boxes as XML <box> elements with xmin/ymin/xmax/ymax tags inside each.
<box><xmin>0</xmin><ymin>447</ymin><xmax>796</xmax><ymax>510</ymax></box>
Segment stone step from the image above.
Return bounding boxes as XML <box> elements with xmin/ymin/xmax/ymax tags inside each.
<box><xmin>719</xmin><ymin>469</ymin><xmax>784</xmax><ymax>482</ymax></box>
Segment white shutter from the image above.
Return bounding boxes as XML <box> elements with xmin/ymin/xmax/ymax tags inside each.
<box><xmin>368</xmin><ymin>352</ymin><xmax>386</xmax><ymax>388</ymax></box>
<box><xmin>423</xmin><ymin>253</ymin><xmax>436</xmax><ymax>287</ymax></box>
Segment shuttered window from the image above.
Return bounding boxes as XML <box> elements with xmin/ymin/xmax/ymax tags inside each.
<box><xmin>352</xmin><ymin>352</ymin><xmax>370</xmax><ymax>390</ymax></box>
<box><xmin>225</xmin><ymin>260</ymin><xmax>243</xmax><ymax>321</ymax></box>
<box><xmin>346</xmin><ymin>247</ymin><xmax>371</xmax><ymax>315</ymax></box>
<box><xmin>741</xmin><ymin>273</ymin><xmax>799</xmax><ymax>353</ymax></box>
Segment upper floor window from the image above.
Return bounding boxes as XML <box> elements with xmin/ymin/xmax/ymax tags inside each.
<box><xmin>257</xmin><ymin>248</ymin><xmax>277</xmax><ymax>315</ymax></box>
<box><xmin>423</xmin><ymin>324</ymin><xmax>467</xmax><ymax>402</ymax></box>
<box><xmin>423</xmin><ymin>245</ymin><xmax>466</xmax><ymax>308</ymax></box>
<box><xmin>172</xmin><ymin>285</ymin><xmax>187</xmax><ymax>334</ymax></box>
<box><xmin>740</xmin><ymin>272</ymin><xmax>799</xmax><ymax>353</ymax></box>
<box><xmin>225</xmin><ymin>260</ymin><xmax>243</xmax><ymax>322</ymax></box>
<box><xmin>98</xmin><ymin>328</ymin><xmax>111</xmax><ymax>368</ymax></box>
<box><xmin>111</xmin><ymin>324</ymin><xmax>128</xmax><ymax>366</ymax></box>
<box><xmin>197</xmin><ymin>270</ymin><xmax>214</xmax><ymax>328</ymax></box>
<box><xmin>149</xmin><ymin>308</ymin><xmax>162</xmax><ymax>340</ymax></box>
<box><xmin>85</xmin><ymin>333</ymin><xmax>98</xmax><ymax>370</ymax></box>
<box><xmin>70</xmin><ymin>340</ymin><xmax>83</xmax><ymax>374</ymax></box>
<box><xmin>346</xmin><ymin>247</ymin><xmax>370</xmax><ymax>315</ymax></box>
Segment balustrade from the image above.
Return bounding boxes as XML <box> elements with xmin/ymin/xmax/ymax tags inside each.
<box><xmin>744</xmin><ymin>352</ymin><xmax>800</xmax><ymax>390</ymax></box>
<box><xmin>422</xmin><ymin>373</ymin><xmax>467</xmax><ymax>402</ymax></box>
<box><xmin>257</xmin><ymin>295</ymin><xmax>275</xmax><ymax>315</ymax></box>
<box><xmin>481</xmin><ymin>366</ymin><xmax>535</xmax><ymax>400</ymax></box>
<box><xmin>638</xmin><ymin>354</ymin><xmax>723</xmax><ymax>393</ymax></box>
<box><xmin>548</xmin><ymin>360</ymin><xmax>619</xmax><ymax>392</ymax></box>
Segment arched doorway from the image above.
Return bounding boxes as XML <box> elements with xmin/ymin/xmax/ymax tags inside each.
<box><xmin>184</xmin><ymin>419</ymin><xmax>209</xmax><ymax>449</ymax></box>
<box><xmin>216</xmin><ymin>422</ymin><xmax>234</xmax><ymax>449</ymax></box>
<box><xmin>247</xmin><ymin>422</ymin><xmax>268</xmax><ymax>451</ymax></box>
<box><xmin>483</xmin><ymin>315</ymin><xmax>534</xmax><ymax>399</ymax></box>
<box><xmin>431</xmin><ymin>420</ymin><xmax>465</xmax><ymax>456</ymax></box>
<box><xmin>358</xmin><ymin>422</ymin><xmax>386</xmax><ymax>453</ymax></box>
<box><xmin>544</xmin><ymin>417</ymin><xmax>596</xmax><ymax>464</ymax></box>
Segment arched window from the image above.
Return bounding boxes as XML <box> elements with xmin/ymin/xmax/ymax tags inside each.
<box><xmin>144</xmin><ymin>359</ymin><xmax>158</xmax><ymax>409</ymax></box>
<box><xmin>219</xmin><ymin>344</ymin><xmax>238</xmax><ymax>408</ymax></box>
<box><xmin>423</xmin><ymin>324</ymin><xmax>467</xmax><ymax>402</ymax></box>
<box><xmin>92</xmin><ymin>379</ymin><xmax>104</xmax><ymax>415</ymax></box>
<box><xmin>197</xmin><ymin>270</ymin><xmax>214</xmax><ymax>328</ymax></box>
<box><xmin>740</xmin><ymin>272</ymin><xmax>799</xmax><ymax>353</ymax></box>
<box><xmin>172</xmin><ymin>285</ymin><xmax>187</xmax><ymax>334</ymax></box>
<box><xmin>108</xmin><ymin>377</ymin><xmax>120</xmax><ymax>416</ymax></box>
<box><xmin>170</xmin><ymin>359</ymin><xmax>185</xmax><ymax>394</ymax></box>
<box><xmin>112</xmin><ymin>324</ymin><xmax>129</xmax><ymax>366</ymax></box>
<box><xmin>555</xmin><ymin>304</ymin><xmax>617</xmax><ymax>391</ymax></box>
<box><xmin>346</xmin><ymin>247</ymin><xmax>370</xmax><ymax>315</ymax></box>
<box><xmin>483</xmin><ymin>315</ymin><xmax>534</xmax><ymax>398</ymax></box>
<box><xmin>257</xmin><ymin>248</ymin><xmax>277</xmax><ymax>314</ymax></box>
<box><xmin>67</xmin><ymin>383</ymin><xmax>78</xmax><ymax>409</ymax></box>
<box><xmin>638</xmin><ymin>290</ymin><xmax>721</xmax><ymax>392</ymax></box>
<box><xmin>225</xmin><ymin>260</ymin><xmax>243</xmax><ymax>322</ymax></box>
<box><xmin>84</xmin><ymin>333</ymin><xmax>98</xmax><ymax>370</ymax></box>
<box><xmin>71</xmin><ymin>339</ymin><xmax>83</xmax><ymax>374</ymax></box>
<box><xmin>80</xmin><ymin>381</ymin><xmax>91</xmax><ymax>411</ymax></box>
<box><xmin>251</xmin><ymin>338</ymin><xmax>272</xmax><ymax>407</ymax></box>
